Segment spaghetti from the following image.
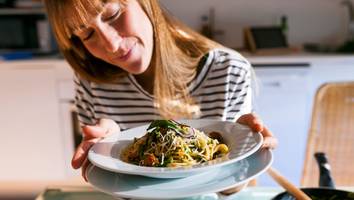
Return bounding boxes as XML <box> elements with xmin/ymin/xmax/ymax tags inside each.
<box><xmin>121</xmin><ymin>120</ymin><xmax>229</xmax><ymax>167</ymax></box>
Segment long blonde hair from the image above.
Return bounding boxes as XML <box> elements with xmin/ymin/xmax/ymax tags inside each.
<box><xmin>44</xmin><ymin>0</ymin><xmax>221</xmax><ymax>119</ymax></box>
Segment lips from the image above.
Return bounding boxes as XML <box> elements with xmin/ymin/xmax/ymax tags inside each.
<box><xmin>116</xmin><ymin>42</ymin><xmax>136</xmax><ymax>62</ymax></box>
<box><xmin>117</xmin><ymin>49</ymin><xmax>132</xmax><ymax>61</ymax></box>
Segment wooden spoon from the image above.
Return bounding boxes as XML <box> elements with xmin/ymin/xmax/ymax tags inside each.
<box><xmin>268</xmin><ymin>167</ymin><xmax>312</xmax><ymax>200</ymax></box>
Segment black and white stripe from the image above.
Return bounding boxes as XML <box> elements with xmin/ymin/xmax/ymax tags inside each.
<box><xmin>74</xmin><ymin>48</ymin><xmax>253</xmax><ymax>131</ymax></box>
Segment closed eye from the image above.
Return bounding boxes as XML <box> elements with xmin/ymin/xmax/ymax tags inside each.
<box><xmin>104</xmin><ymin>10</ymin><xmax>121</xmax><ymax>22</ymax></box>
<box><xmin>83</xmin><ymin>30</ymin><xmax>94</xmax><ymax>41</ymax></box>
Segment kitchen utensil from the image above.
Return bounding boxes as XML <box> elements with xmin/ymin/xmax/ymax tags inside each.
<box><xmin>268</xmin><ymin>167</ymin><xmax>311</xmax><ymax>200</ymax></box>
<box><xmin>272</xmin><ymin>152</ymin><xmax>354</xmax><ymax>200</ymax></box>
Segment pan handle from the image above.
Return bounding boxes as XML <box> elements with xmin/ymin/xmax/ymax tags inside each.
<box><xmin>268</xmin><ymin>167</ymin><xmax>312</xmax><ymax>200</ymax></box>
<box><xmin>314</xmin><ymin>152</ymin><xmax>335</xmax><ymax>188</ymax></box>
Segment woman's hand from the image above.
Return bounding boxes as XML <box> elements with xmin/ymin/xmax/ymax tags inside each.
<box><xmin>220</xmin><ymin>113</ymin><xmax>277</xmax><ymax>196</ymax></box>
<box><xmin>237</xmin><ymin>113</ymin><xmax>278</xmax><ymax>149</ymax></box>
<box><xmin>71</xmin><ymin>119</ymin><xmax>120</xmax><ymax>181</ymax></box>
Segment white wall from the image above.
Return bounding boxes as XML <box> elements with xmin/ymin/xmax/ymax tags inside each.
<box><xmin>160</xmin><ymin>0</ymin><xmax>350</xmax><ymax>49</ymax></box>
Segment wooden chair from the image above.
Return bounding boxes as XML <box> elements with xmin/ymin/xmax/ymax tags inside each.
<box><xmin>301</xmin><ymin>81</ymin><xmax>354</xmax><ymax>187</ymax></box>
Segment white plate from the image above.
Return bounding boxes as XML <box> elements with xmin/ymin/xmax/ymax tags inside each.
<box><xmin>88</xmin><ymin>120</ymin><xmax>263</xmax><ymax>178</ymax></box>
<box><xmin>87</xmin><ymin>149</ymin><xmax>273</xmax><ymax>200</ymax></box>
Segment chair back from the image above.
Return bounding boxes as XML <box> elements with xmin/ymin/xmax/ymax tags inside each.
<box><xmin>301</xmin><ymin>82</ymin><xmax>354</xmax><ymax>187</ymax></box>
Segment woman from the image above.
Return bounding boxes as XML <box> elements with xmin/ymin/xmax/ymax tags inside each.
<box><xmin>43</xmin><ymin>0</ymin><xmax>277</xmax><ymax>187</ymax></box>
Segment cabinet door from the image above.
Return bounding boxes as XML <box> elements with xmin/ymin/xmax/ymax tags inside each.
<box><xmin>253</xmin><ymin>67</ymin><xmax>312</xmax><ymax>186</ymax></box>
<box><xmin>57</xmin><ymin>83</ymin><xmax>78</xmax><ymax>178</ymax></box>
<box><xmin>0</xmin><ymin>65</ymin><xmax>67</xmax><ymax>180</ymax></box>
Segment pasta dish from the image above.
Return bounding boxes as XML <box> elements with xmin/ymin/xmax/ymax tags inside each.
<box><xmin>121</xmin><ymin>120</ymin><xmax>229</xmax><ymax>167</ymax></box>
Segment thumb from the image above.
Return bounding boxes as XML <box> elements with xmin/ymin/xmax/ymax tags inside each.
<box><xmin>237</xmin><ymin>113</ymin><xmax>263</xmax><ymax>132</ymax></box>
<box><xmin>82</xmin><ymin>125</ymin><xmax>108</xmax><ymax>140</ymax></box>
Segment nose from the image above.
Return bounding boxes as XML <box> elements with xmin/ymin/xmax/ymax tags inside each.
<box><xmin>96</xmin><ymin>24</ymin><xmax>121</xmax><ymax>53</ymax></box>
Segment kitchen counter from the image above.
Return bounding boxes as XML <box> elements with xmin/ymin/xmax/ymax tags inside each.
<box><xmin>0</xmin><ymin>177</ymin><xmax>89</xmax><ymax>199</ymax></box>
<box><xmin>244</xmin><ymin>53</ymin><xmax>354</xmax><ymax>65</ymax></box>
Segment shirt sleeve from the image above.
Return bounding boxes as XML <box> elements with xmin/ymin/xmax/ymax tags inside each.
<box><xmin>73</xmin><ymin>74</ymin><xmax>97</xmax><ymax>126</ymax></box>
<box><xmin>222</xmin><ymin>51</ymin><xmax>253</xmax><ymax>122</ymax></box>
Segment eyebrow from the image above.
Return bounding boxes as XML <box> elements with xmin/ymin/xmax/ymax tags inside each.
<box><xmin>71</xmin><ymin>2</ymin><xmax>122</xmax><ymax>35</ymax></box>
<box><xmin>101</xmin><ymin>2</ymin><xmax>121</xmax><ymax>20</ymax></box>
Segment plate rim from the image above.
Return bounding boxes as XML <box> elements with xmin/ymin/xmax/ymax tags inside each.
<box><xmin>88</xmin><ymin>119</ymin><xmax>263</xmax><ymax>178</ymax></box>
<box><xmin>86</xmin><ymin>148</ymin><xmax>273</xmax><ymax>199</ymax></box>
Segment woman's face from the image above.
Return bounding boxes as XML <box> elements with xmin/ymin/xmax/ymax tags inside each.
<box><xmin>74</xmin><ymin>0</ymin><xmax>154</xmax><ymax>75</ymax></box>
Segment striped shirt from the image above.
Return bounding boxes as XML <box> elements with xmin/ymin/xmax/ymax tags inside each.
<box><xmin>74</xmin><ymin>48</ymin><xmax>252</xmax><ymax>131</ymax></box>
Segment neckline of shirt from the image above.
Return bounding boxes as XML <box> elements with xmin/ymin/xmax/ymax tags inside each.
<box><xmin>127</xmin><ymin>50</ymin><xmax>215</xmax><ymax>99</ymax></box>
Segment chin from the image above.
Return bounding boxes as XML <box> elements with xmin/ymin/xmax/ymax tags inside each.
<box><xmin>128</xmin><ymin>60</ymin><xmax>149</xmax><ymax>74</ymax></box>
<box><xmin>132</xmin><ymin>69</ymin><xmax>149</xmax><ymax>75</ymax></box>
<box><xmin>128</xmin><ymin>65</ymin><xmax>148</xmax><ymax>75</ymax></box>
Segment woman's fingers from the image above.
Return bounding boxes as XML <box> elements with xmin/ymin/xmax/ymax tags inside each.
<box><xmin>71</xmin><ymin>137</ymin><xmax>100</xmax><ymax>169</ymax></box>
<box><xmin>237</xmin><ymin>113</ymin><xmax>263</xmax><ymax>132</ymax></box>
<box><xmin>98</xmin><ymin>118</ymin><xmax>120</xmax><ymax>135</ymax></box>
<box><xmin>82</xmin><ymin>125</ymin><xmax>108</xmax><ymax>140</ymax></box>
<box><xmin>263</xmin><ymin>134</ymin><xmax>278</xmax><ymax>149</ymax></box>
<box><xmin>82</xmin><ymin>119</ymin><xmax>120</xmax><ymax>141</ymax></box>
<box><xmin>71</xmin><ymin>125</ymin><xmax>107</xmax><ymax>169</ymax></box>
<box><xmin>259</xmin><ymin>124</ymin><xmax>278</xmax><ymax>149</ymax></box>
<box><xmin>71</xmin><ymin>119</ymin><xmax>120</xmax><ymax>171</ymax></box>
<box><xmin>81</xmin><ymin>157</ymin><xmax>91</xmax><ymax>182</ymax></box>
<box><xmin>237</xmin><ymin>113</ymin><xmax>278</xmax><ymax>149</ymax></box>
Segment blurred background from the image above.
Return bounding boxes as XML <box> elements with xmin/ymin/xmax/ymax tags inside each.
<box><xmin>0</xmin><ymin>0</ymin><xmax>353</xmax><ymax>200</ymax></box>
<box><xmin>160</xmin><ymin>0</ymin><xmax>353</xmax><ymax>52</ymax></box>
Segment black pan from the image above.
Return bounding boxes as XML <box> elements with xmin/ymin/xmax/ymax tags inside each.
<box><xmin>272</xmin><ymin>152</ymin><xmax>354</xmax><ymax>200</ymax></box>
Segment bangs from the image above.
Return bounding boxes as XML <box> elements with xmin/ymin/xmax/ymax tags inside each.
<box><xmin>47</xmin><ymin>0</ymin><xmax>124</xmax><ymax>49</ymax></box>
<box><xmin>64</xmin><ymin>0</ymin><xmax>105</xmax><ymax>37</ymax></box>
